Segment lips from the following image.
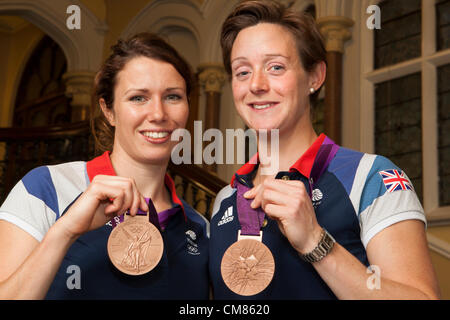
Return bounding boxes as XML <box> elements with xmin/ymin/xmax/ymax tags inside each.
<box><xmin>141</xmin><ymin>131</ymin><xmax>170</xmax><ymax>138</ymax></box>
<box><xmin>248</xmin><ymin>102</ymin><xmax>279</xmax><ymax>110</ymax></box>
<box><xmin>140</xmin><ymin>130</ymin><xmax>173</xmax><ymax>144</ymax></box>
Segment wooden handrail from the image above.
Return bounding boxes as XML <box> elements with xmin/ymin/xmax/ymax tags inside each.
<box><xmin>14</xmin><ymin>92</ymin><xmax>67</xmax><ymax>114</ymax></box>
<box><xmin>168</xmin><ymin>162</ymin><xmax>227</xmax><ymax>196</ymax></box>
<box><xmin>0</xmin><ymin>121</ymin><xmax>90</xmax><ymax>140</ymax></box>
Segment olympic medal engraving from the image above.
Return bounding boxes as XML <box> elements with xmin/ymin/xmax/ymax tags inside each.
<box><xmin>221</xmin><ymin>239</ymin><xmax>275</xmax><ymax>296</ymax></box>
<box><xmin>107</xmin><ymin>217</ymin><xmax>163</xmax><ymax>275</ymax></box>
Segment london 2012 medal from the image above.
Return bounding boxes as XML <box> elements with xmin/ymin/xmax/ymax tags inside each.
<box><xmin>221</xmin><ymin>180</ymin><xmax>275</xmax><ymax>296</ymax></box>
<box><xmin>221</xmin><ymin>235</ymin><xmax>275</xmax><ymax>296</ymax></box>
<box><xmin>107</xmin><ymin>215</ymin><xmax>163</xmax><ymax>276</ymax></box>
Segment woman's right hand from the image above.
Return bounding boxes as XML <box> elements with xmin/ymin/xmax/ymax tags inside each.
<box><xmin>55</xmin><ymin>175</ymin><xmax>149</xmax><ymax>240</ymax></box>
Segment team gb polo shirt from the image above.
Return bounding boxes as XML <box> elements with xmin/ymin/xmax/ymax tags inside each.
<box><xmin>0</xmin><ymin>152</ymin><xmax>210</xmax><ymax>299</ymax></box>
<box><xmin>209</xmin><ymin>134</ymin><xmax>426</xmax><ymax>299</ymax></box>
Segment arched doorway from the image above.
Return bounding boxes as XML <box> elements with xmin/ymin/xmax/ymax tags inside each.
<box><xmin>13</xmin><ymin>35</ymin><xmax>71</xmax><ymax>127</ymax></box>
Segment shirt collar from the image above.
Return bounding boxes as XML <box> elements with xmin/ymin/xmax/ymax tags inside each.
<box><xmin>289</xmin><ymin>133</ymin><xmax>327</xmax><ymax>177</ymax></box>
<box><xmin>86</xmin><ymin>151</ymin><xmax>186</xmax><ymax>218</ymax></box>
<box><xmin>230</xmin><ymin>133</ymin><xmax>328</xmax><ymax>186</ymax></box>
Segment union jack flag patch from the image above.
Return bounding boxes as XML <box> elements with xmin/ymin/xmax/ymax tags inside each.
<box><xmin>379</xmin><ymin>169</ymin><xmax>414</xmax><ymax>193</ymax></box>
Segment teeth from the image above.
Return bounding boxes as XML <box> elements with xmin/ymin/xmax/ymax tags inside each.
<box><xmin>252</xmin><ymin>103</ymin><xmax>274</xmax><ymax>110</ymax></box>
<box><xmin>142</xmin><ymin>131</ymin><xmax>169</xmax><ymax>138</ymax></box>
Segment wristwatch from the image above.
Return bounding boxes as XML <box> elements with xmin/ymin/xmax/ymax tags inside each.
<box><xmin>300</xmin><ymin>228</ymin><xmax>336</xmax><ymax>263</ymax></box>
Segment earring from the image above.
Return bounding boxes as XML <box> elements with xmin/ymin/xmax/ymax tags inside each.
<box><xmin>309</xmin><ymin>87</ymin><xmax>315</xmax><ymax>94</ymax></box>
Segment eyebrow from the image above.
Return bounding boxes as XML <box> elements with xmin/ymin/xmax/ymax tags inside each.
<box><xmin>124</xmin><ymin>88</ymin><xmax>149</xmax><ymax>95</ymax></box>
<box><xmin>125</xmin><ymin>87</ymin><xmax>184</xmax><ymax>95</ymax></box>
<box><xmin>231</xmin><ymin>54</ymin><xmax>290</xmax><ymax>65</ymax></box>
<box><xmin>165</xmin><ymin>87</ymin><xmax>185</xmax><ymax>91</ymax></box>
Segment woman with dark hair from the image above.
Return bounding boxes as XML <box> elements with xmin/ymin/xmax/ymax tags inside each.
<box><xmin>0</xmin><ymin>33</ymin><xmax>209</xmax><ymax>299</ymax></box>
<box><xmin>209</xmin><ymin>0</ymin><xmax>440</xmax><ymax>299</ymax></box>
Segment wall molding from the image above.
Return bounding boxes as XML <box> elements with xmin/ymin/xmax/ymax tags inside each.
<box><xmin>0</xmin><ymin>0</ymin><xmax>106</xmax><ymax>71</ymax></box>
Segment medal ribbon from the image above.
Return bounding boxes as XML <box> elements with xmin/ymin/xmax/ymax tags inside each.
<box><xmin>144</xmin><ymin>198</ymin><xmax>161</xmax><ymax>231</ymax></box>
<box><xmin>308</xmin><ymin>136</ymin><xmax>339</xmax><ymax>196</ymax></box>
<box><xmin>235</xmin><ymin>182</ymin><xmax>265</xmax><ymax>236</ymax></box>
<box><xmin>111</xmin><ymin>198</ymin><xmax>179</xmax><ymax>231</ymax></box>
<box><xmin>235</xmin><ymin>137</ymin><xmax>339</xmax><ymax>236</ymax></box>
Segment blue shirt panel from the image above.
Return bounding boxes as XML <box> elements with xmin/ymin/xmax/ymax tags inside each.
<box><xmin>327</xmin><ymin>147</ymin><xmax>364</xmax><ymax>196</ymax></box>
<box><xmin>359</xmin><ymin>155</ymin><xmax>399</xmax><ymax>215</ymax></box>
<box><xmin>21</xmin><ymin>166</ymin><xmax>60</xmax><ymax>218</ymax></box>
<box><xmin>181</xmin><ymin>199</ymin><xmax>208</xmax><ymax>237</ymax></box>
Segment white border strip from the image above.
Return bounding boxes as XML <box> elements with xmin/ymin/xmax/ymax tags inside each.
<box><xmin>0</xmin><ymin>211</ymin><xmax>44</xmax><ymax>241</ymax></box>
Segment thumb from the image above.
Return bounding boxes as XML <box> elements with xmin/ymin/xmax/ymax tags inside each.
<box><xmin>243</xmin><ymin>184</ymin><xmax>260</xmax><ymax>199</ymax></box>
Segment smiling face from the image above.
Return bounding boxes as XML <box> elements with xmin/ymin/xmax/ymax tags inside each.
<box><xmin>101</xmin><ymin>56</ymin><xmax>189</xmax><ymax>164</ymax></box>
<box><xmin>230</xmin><ymin>23</ymin><xmax>315</xmax><ymax>135</ymax></box>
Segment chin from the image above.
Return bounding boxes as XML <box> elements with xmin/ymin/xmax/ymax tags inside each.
<box><xmin>143</xmin><ymin>155</ymin><xmax>170</xmax><ymax>166</ymax></box>
<box><xmin>246</xmin><ymin>120</ymin><xmax>282</xmax><ymax>132</ymax></box>
<box><xmin>138</xmin><ymin>148</ymin><xmax>171</xmax><ymax>165</ymax></box>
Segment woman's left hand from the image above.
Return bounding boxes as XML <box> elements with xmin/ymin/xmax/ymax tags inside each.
<box><xmin>243</xmin><ymin>178</ymin><xmax>323</xmax><ymax>254</ymax></box>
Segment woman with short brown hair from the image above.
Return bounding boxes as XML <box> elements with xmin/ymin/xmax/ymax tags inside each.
<box><xmin>209</xmin><ymin>0</ymin><xmax>439</xmax><ymax>300</ymax></box>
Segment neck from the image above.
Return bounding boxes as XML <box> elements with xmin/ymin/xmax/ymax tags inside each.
<box><xmin>256</xmin><ymin>116</ymin><xmax>317</xmax><ymax>185</ymax></box>
<box><xmin>109</xmin><ymin>148</ymin><xmax>171</xmax><ymax>210</ymax></box>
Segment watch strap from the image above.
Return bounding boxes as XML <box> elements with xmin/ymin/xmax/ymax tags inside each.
<box><xmin>300</xmin><ymin>228</ymin><xmax>335</xmax><ymax>263</ymax></box>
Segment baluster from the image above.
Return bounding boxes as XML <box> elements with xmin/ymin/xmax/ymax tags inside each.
<box><xmin>205</xmin><ymin>194</ymin><xmax>213</xmax><ymax>220</ymax></box>
<box><xmin>181</xmin><ymin>179</ymin><xmax>189</xmax><ymax>201</ymax></box>
<box><xmin>38</xmin><ymin>140</ymin><xmax>46</xmax><ymax>164</ymax></box>
<box><xmin>4</xmin><ymin>142</ymin><xmax>18</xmax><ymax>198</ymax></box>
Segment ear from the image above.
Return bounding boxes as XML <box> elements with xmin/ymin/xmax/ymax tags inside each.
<box><xmin>99</xmin><ymin>98</ymin><xmax>115</xmax><ymax>126</ymax></box>
<box><xmin>309</xmin><ymin>61</ymin><xmax>327</xmax><ymax>92</ymax></box>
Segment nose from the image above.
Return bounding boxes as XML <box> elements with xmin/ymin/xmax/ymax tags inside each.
<box><xmin>146</xmin><ymin>97</ymin><xmax>167</xmax><ymax>123</ymax></box>
<box><xmin>250</xmin><ymin>69</ymin><xmax>269</xmax><ymax>94</ymax></box>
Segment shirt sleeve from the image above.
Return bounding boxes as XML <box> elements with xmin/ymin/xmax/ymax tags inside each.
<box><xmin>357</xmin><ymin>155</ymin><xmax>426</xmax><ymax>248</ymax></box>
<box><xmin>0</xmin><ymin>166</ymin><xmax>58</xmax><ymax>242</ymax></box>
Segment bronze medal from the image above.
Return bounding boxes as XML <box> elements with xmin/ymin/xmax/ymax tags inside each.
<box><xmin>107</xmin><ymin>214</ymin><xmax>163</xmax><ymax>276</ymax></box>
<box><xmin>221</xmin><ymin>233</ymin><xmax>275</xmax><ymax>296</ymax></box>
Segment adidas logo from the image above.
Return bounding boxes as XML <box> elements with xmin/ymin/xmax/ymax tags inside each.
<box><xmin>218</xmin><ymin>206</ymin><xmax>234</xmax><ymax>226</ymax></box>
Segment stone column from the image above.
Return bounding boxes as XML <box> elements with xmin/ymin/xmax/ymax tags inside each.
<box><xmin>316</xmin><ymin>16</ymin><xmax>353</xmax><ymax>145</ymax></box>
<box><xmin>198</xmin><ymin>63</ymin><xmax>227</xmax><ymax>173</ymax></box>
<box><xmin>63</xmin><ymin>71</ymin><xmax>96</xmax><ymax>122</ymax></box>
